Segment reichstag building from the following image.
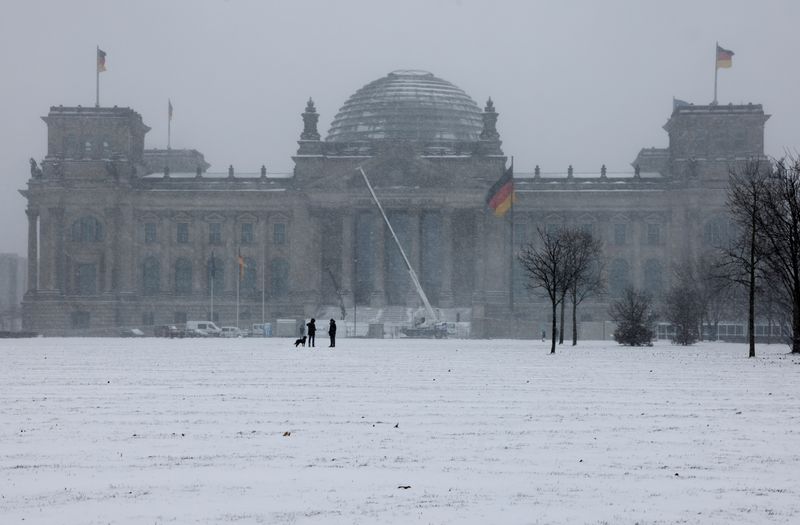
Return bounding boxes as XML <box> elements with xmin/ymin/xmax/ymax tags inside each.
<box><xmin>21</xmin><ymin>70</ymin><xmax>769</xmax><ymax>336</ymax></box>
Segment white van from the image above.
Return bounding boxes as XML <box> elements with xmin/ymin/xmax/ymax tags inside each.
<box><xmin>186</xmin><ymin>321</ymin><xmax>222</xmax><ymax>337</ymax></box>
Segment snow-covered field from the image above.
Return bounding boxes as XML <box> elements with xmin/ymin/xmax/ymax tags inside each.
<box><xmin>1</xmin><ymin>337</ymin><xmax>799</xmax><ymax>524</ymax></box>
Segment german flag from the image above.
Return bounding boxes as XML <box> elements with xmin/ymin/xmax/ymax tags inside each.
<box><xmin>486</xmin><ymin>164</ymin><xmax>514</xmax><ymax>217</ymax></box>
<box><xmin>97</xmin><ymin>47</ymin><xmax>107</xmax><ymax>73</ymax></box>
<box><xmin>237</xmin><ymin>249</ymin><xmax>245</xmax><ymax>280</ymax></box>
<box><xmin>716</xmin><ymin>44</ymin><xmax>734</xmax><ymax>69</ymax></box>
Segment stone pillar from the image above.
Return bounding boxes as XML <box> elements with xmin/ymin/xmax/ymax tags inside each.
<box><xmin>473</xmin><ymin>210</ymin><xmax>486</xmax><ymax>301</ymax></box>
<box><xmin>370</xmin><ymin>212</ymin><xmax>386</xmax><ymax>307</ymax></box>
<box><xmin>52</xmin><ymin>208</ymin><xmax>65</xmax><ymax>294</ymax></box>
<box><xmin>439</xmin><ymin>210</ymin><xmax>454</xmax><ymax>307</ymax></box>
<box><xmin>341</xmin><ymin>212</ymin><xmax>354</xmax><ymax>307</ymax></box>
<box><xmin>118</xmin><ymin>206</ymin><xmax>135</xmax><ymax>293</ymax></box>
<box><xmin>104</xmin><ymin>208</ymin><xmax>116</xmax><ymax>293</ymax></box>
<box><xmin>26</xmin><ymin>207</ymin><xmax>38</xmax><ymax>293</ymax></box>
<box><xmin>406</xmin><ymin>208</ymin><xmax>421</xmax><ymax>306</ymax></box>
<box><xmin>38</xmin><ymin>207</ymin><xmax>55</xmax><ymax>292</ymax></box>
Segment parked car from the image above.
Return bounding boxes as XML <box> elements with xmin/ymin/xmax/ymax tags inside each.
<box><xmin>154</xmin><ymin>325</ymin><xmax>182</xmax><ymax>338</ymax></box>
<box><xmin>120</xmin><ymin>328</ymin><xmax>145</xmax><ymax>337</ymax></box>
<box><xmin>220</xmin><ymin>326</ymin><xmax>243</xmax><ymax>338</ymax></box>
<box><xmin>186</xmin><ymin>321</ymin><xmax>221</xmax><ymax>337</ymax></box>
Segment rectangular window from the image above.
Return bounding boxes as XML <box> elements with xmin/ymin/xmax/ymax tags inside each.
<box><xmin>647</xmin><ymin>223</ymin><xmax>661</xmax><ymax>245</ymax></box>
<box><xmin>273</xmin><ymin>223</ymin><xmax>286</xmax><ymax>245</ymax></box>
<box><xmin>144</xmin><ymin>222</ymin><xmax>157</xmax><ymax>244</ymax></box>
<box><xmin>241</xmin><ymin>223</ymin><xmax>254</xmax><ymax>244</ymax></box>
<box><xmin>209</xmin><ymin>223</ymin><xmax>222</xmax><ymax>245</ymax></box>
<box><xmin>177</xmin><ymin>223</ymin><xmax>189</xmax><ymax>244</ymax></box>
<box><xmin>614</xmin><ymin>223</ymin><xmax>627</xmax><ymax>245</ymax></box>
<box><xmin>580</xmin><ymin>223</ymin><xmax>594</xmax><ymax>236</ymax></box>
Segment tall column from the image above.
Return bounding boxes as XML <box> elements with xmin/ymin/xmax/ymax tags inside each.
<box><xmin>53</xmin><ymin>208</ymin><xmax>65</xmax><ymax>294</ymax></box>
<box><xmin>439</xmin><ymin>210</ymin><xmax>454</xmax><ymax>307</ymax></box>
<box><xmin>38</xmin><ymin>207</ymin><xmax>55</xmax><ymax>292</ymax></box>
<box><xmin>26</xmin><ymin>208</ymin><xmax>38</xmax><ymax>293</ymax></box>
<box><xmin>472</xmin><ymin>210</ymin><xmax>486</xmax><ymax>301</ymax></box>
<box><xmin>104</xmin><ymin>208</ymin><xmax>116</xmax><ymax>293</ymax></box>
<box><xmin>370</xmin><ymin>212</ymin><xmax>386</xmax><ymax>307</ymax></box>
<box><xmin>118</xmin><ymin>205</ymin><xmax>135</xmax><ymax>294</ymax></box>
<box><xmin>406</xmin><ymin>208</ymin><xmax>421</xmax><ymax>306</ymax></box>
<box><xmin>341</xmin><ymin>212</ymin><xmax>354</xmax><ymax>307</ymax></box>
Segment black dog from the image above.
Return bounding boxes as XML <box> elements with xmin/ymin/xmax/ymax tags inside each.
<box><xmin>294</xmin><ymin>335</ymin><xmax>307</xmax><ymax>347</ymax></box>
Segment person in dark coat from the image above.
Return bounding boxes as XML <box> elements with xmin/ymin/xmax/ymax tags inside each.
<box><xmin>328</xmin><ymin>319</ymin><xmax>337</xmax><ymax>347</ymax></box>
<box><xmin>306</xmin><ymin>318</ymin><xmax>316</xmax><ymax>348</ymax></box>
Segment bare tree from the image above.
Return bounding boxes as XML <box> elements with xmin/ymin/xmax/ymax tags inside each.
<box><xmin>609</xmin><ymin>287</ymin><xmax>656</xmax><ymax>346</ymax></box>
<box><xmin>731</xmin><ymin>156</ymin><xmax>800</xmax><ymax>354</ymax></box>
<box><xmin>726</xmin><ymin>158</ymin><xmax>770</xmax><ymax>357</ymax></box>
<box><xmin>562</xmin><ymin>228</ymin><xmax>605</xmax><ymax>346</ymax></box>
<box><xmin>518</xmin><ymin>227</ymin><xmax>573</xmax><ymax>354</ymax></box>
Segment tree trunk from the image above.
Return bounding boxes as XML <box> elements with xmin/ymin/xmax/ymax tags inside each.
<box><xmin>551</xmin><ymin>300</ymin><xmax>557</xmax><ymax>354</ymax></box>
<box><xmin>793</xmin><ymin>286</ymin><xmax>800</xmax><ymax>354</ymax></box>
<box><xmin>571</xmin><ymin>289</ymin><xmax>578</xmax><ymax>346</ymax></box>
<box><xmin>559</xmin><ymin>297</ymin><xmax>565</xmax><ymax>344</ymax></box>
<box><xmin>748</xmin><ymin>214</ymin><xmax>756</xmax><ymax>358</ymax></box>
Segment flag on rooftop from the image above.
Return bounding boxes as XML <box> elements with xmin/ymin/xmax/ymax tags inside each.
<box><xmin>716</xmin><ymin>44</ymin><xmax>734</xmax><ymax>69</ymax></box>
<box><xmin>168</xmin><ymin>99</ymin><xmax>173</xmax><ymax>121</ymax></box>
<box><xmin>486</xmin><ymin>164</ymin><xmax>514</xmax><ymax>217</ymax></box>
<box><xmin>97</xmin><ymin>47</ymin><xmax>107</xmax><ymax>73</ymax></box>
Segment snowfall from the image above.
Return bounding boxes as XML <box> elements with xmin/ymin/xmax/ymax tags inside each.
<box><xmin>1</xmin><ymin>337</ymin><xmax>799</xmax><ymax>524</ymax></box>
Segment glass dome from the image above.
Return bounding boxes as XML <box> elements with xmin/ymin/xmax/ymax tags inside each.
<box><xmin>326</xmin><ymin>70</ymin><xmax>483</xmax><ymax>143</ymax></box>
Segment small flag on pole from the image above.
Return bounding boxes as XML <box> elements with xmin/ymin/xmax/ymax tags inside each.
<box><xmin>168</xmin><ymin>99</ymin><xmax>173</xmax><ymax>121</ymax></box>
<box><xmin>97</xmin><ymin>47</ymin><xmax>107</xmax><ymax>73</ymax></box>
<box><xmin>716</xmin><ymin>44</ymin><xmax>734</xmax><ymax>69</ymax></box>
<box><xmin>486</xmin><ymin>164</ymin><xmax>514</xmax><ymax>217</ymax></box>
<box><xmin>237</xmin><ymin>249</ymin><xmax>245</xmax><ymax>280</ymax></box>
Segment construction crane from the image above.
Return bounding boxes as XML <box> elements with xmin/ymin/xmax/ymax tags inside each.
<box><xmin>357</xmin><ymin>167</ymin><xmax>447</xmax><ymax>338</ymax></box>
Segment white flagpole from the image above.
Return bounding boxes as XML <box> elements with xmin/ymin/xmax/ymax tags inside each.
<box><xmin>95</xmin><ymin>46</ymin><xmax>100</xmax><ymax>108</ymax></box>
<box><xmin>713</xmin><ymin>41</ymin><xmax>719</xmax><ymax>105</ymax></box>
<box><xmin>236</xmin><ymin>265</ymin><xmax>240</xmax><ymax>329</ymax></box>
<box><xmin>210</xmin><ymin>262</ymin><xmax>214</xmax><ymax>323</ymax></box>
<box><xmin>261</xmin><ymin>246</ymin><xmax>266</xmax><ymax>329</ymax></box>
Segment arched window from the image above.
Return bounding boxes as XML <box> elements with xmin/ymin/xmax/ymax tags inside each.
<box><xmin>608</xmin><ymin>258</ymin><xmax>630</xmax><ymax>298</ymax></box>
<box><xmin>242</xmin><ymin>257</ymin><xmax>257</xmax><ymax>298</ymax></box>
<box><xmin>643</xmin><ymin>259</ymin><xmax>663</xmax><ymax>297</ymax></box>
<box><xmin>175</xmin><ymin>257</ymin><xmax>192</xmax><ymax>295</ymax></box>
<box><xmin>71</xmin><ymin>216</ymin><xmax>104</xmax><ymax>242</ymax></box>
<box><xmin>207</xmin><ymin>256</ymin><xmax>224</xmax><ymax>295</ymax></box>
<box><xmin>142</xmin><ymin>256</ymin><xmax>160</xmax><ymax>296</ymax></box>
<box><xmin>271</xmin><ymin>258</ymin><xmax>289</xmax><ymax>298</ymax></box>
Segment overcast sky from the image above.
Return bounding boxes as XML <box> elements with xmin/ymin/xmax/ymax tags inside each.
<box><xmin>1</xmin><ymin>0</ymin><xmax>797</xmax><ymax>256</ymax></box>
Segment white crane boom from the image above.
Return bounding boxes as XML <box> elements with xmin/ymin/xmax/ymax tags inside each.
<box><xmin>357</xmin><ymin>167</ymin><xmax>438</xmax><ymax>323</ymax></box>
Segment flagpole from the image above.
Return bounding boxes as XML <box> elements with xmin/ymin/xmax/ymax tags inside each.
<box><xmin>509</xmin><ymin>157</ymin><xmax>515</xmax><ymax>312</ymax></box>
<box><xmin>236</xmin><ymin>270</ymin><xmax>240</xmax><ymax>329</ymax></box>
<box><xmin>95</xmin><ymin>46</ymin><xmax>100</xmax><ymax>108</ymax></box>
<box><xmin>210</xmin><ymin>256</ymin><xmax>214</xmax><ymax>324</ymax></box>
<box><xmin>713</xmin><ymin>41</ymin><xmax>718</xmax><ymax>105</ymax></box>
<box><xmin>167</xmin><ymin>102</ymin><xmax>171</xmax><ymax>150</ymax></box>
<box><xmin>261</xmin><ymin>245</ymin><xmax>266</xmax><ymax>330</ymax></box>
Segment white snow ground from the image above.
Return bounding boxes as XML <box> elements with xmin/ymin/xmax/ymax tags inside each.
<box><xmin>1</xmin><ymin>337</ymin><xmax>799</xmax><ymax>524</ymax></box>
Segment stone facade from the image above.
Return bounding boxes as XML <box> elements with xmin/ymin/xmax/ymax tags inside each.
<box><xmin>20</xmin><ymin>72</ymin><xmax>769</xmax><ymax>337</ymax></box>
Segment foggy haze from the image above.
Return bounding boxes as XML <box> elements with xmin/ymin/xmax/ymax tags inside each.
<box><xmin>1</xmin><ymin>0</ymin><xmax>798</xmax><ymax>256</ymax></box>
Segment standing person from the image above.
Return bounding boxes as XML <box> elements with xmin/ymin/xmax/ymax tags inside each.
<box><xmin>306</xmin><ymin>318</ymin><xmax>316</xmax><ymax>348</ymax></box>
<box><xmin>328</xmin><ymin>319</ymin><xmax>337</xmax><ymax>348</ymax></box>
